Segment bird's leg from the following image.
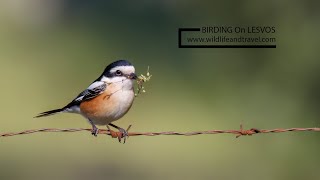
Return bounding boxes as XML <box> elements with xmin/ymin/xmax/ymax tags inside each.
<box><xmin>108</xmin><ymin>123</ymin><xmax>129</xmax><ymax>143</ymax></box>
<box><xmin>88</xmin><ymin>118</ymin><xmax>98</xmax><ymax>137</ymax></box>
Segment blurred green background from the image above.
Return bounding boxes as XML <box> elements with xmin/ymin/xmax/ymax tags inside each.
<box><xmin>1</xmin><ymin>1</ymin><xmax>320</xmax><ymax>180</ymax></box>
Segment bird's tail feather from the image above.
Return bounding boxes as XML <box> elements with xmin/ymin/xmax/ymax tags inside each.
<box><xmin>34</xmin><ymin>108</ymin><xmax>64</xmax><ymax>118</ymax></box>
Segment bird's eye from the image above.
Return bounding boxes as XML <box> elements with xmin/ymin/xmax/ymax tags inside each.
<box><xmin>115</xmin><ymin>70</ymin><xmax>122</xmax><ymax>76</ymax></box>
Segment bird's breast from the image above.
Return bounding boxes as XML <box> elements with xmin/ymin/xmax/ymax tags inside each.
<box><xmin>79</xmin><ymin>84</ymin><xmax>134</xmax><ymax>125</ymax></box>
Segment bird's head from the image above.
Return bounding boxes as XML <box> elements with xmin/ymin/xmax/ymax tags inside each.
<box><xmin>100</xmin><ymin>60</ymin><xmax>137</xmax><ymax>87</ymax></box>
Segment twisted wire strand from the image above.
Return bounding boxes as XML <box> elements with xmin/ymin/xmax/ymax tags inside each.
<box><xmin>1</xmin><ymin>125</ymin><xmax>320</xmax><ymax>139</ymax></box>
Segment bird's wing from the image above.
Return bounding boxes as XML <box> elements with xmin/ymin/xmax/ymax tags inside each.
<box><xmin>64</xmin><ymin>81</ymin><xmax>107</xmax><ymax>108</ymax></box>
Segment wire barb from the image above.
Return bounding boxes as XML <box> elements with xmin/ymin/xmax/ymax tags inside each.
<box><xmin>1</xmin><ymin>125</ymin><xmax>320</xmax><ymax>138</ymax></box>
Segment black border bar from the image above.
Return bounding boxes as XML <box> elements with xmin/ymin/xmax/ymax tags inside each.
<box><xmin>178</xmin><ymin>28</ymin><xmax>276</xmax><ymax>48</ymax></box>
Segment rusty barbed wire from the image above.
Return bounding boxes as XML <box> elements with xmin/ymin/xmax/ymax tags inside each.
<box><xmin>1</xmin><ymin>125</ymin><xmax>320</xmax><ymax>141</ymax></box>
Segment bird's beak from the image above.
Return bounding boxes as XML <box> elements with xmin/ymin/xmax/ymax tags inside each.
<box><xmin>127</xmin><ymin>73</ymin><xmax>137</xmax><ymax>80</ymax></box>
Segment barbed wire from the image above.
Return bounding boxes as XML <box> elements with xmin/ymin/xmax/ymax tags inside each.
<box><xmin>1</xmin><ymin>125</ymin><xmax>320</xmax><ymax>142</ymax></box>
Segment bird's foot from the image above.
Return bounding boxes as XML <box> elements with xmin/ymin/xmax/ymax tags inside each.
<box><xmin>91</xmin><ymin>126</ymin><xmax>99</xmax><ymax>137</ymax></box>
<box><xmin>107</xmin><ymin>125</ymin><xmax>132</xmax><ymax>143</ymax></box>
<box><xmin>118</xmin><ymin>127</ymin><xmax>129</xmax><ymax>143</ymax></box>
<box><xmin>88</xmin><ymin>118</ymin><xmax>99</xmax><ymax>137</ymax></box>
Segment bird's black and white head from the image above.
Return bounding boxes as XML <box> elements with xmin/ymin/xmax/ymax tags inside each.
<box><xmin>100</xmin><ymin>60</ymin><xmax>137</xmax><ymax>88</ymax></box>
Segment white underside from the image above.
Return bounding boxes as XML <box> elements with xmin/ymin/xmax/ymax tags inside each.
<box><xmin>66</xmin><ymin>78</ymin><xmax>135</xmax><ymax>126</ymax></box>
<box><xmin>89</xmin><ymin>89</ymin><xmax>134</xmax><ymax>125</ymax></box>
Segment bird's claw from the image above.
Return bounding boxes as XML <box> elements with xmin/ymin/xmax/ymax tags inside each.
<box><xmin>106</xmin><ymin>125</ymin><xmax>131</xmax><ymax>144</ymax></box>
<box><xmin>117</xmin><ymin>128</ymin><xmax>129</xmax><ymax>143</ymax></box>
<box><xmin>91</xmin><ymin>126</ymin><xmax>99</xmax><ymax>137</ymax></box>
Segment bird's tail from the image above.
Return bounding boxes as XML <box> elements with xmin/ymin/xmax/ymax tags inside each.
<box><xmin>34</xmin><ymin>108</ymin><xmax>65</xmax><ymax>118</ymax></box>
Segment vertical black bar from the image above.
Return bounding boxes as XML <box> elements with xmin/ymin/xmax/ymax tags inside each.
<box><xmin>178</xmin><ymin>28</ymin><xmax>201</xmax><ymax>48</ymax></box>
<box><xmin>178</xmin><ymin>29</ymin><xmax>182</xmax><ymax>48</ymax></box>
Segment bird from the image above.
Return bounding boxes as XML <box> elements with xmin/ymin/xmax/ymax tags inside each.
<box><xmin>35</xmin><ymin>60</ymin><xmax>137</xmax><ymax>142</ymax></box>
